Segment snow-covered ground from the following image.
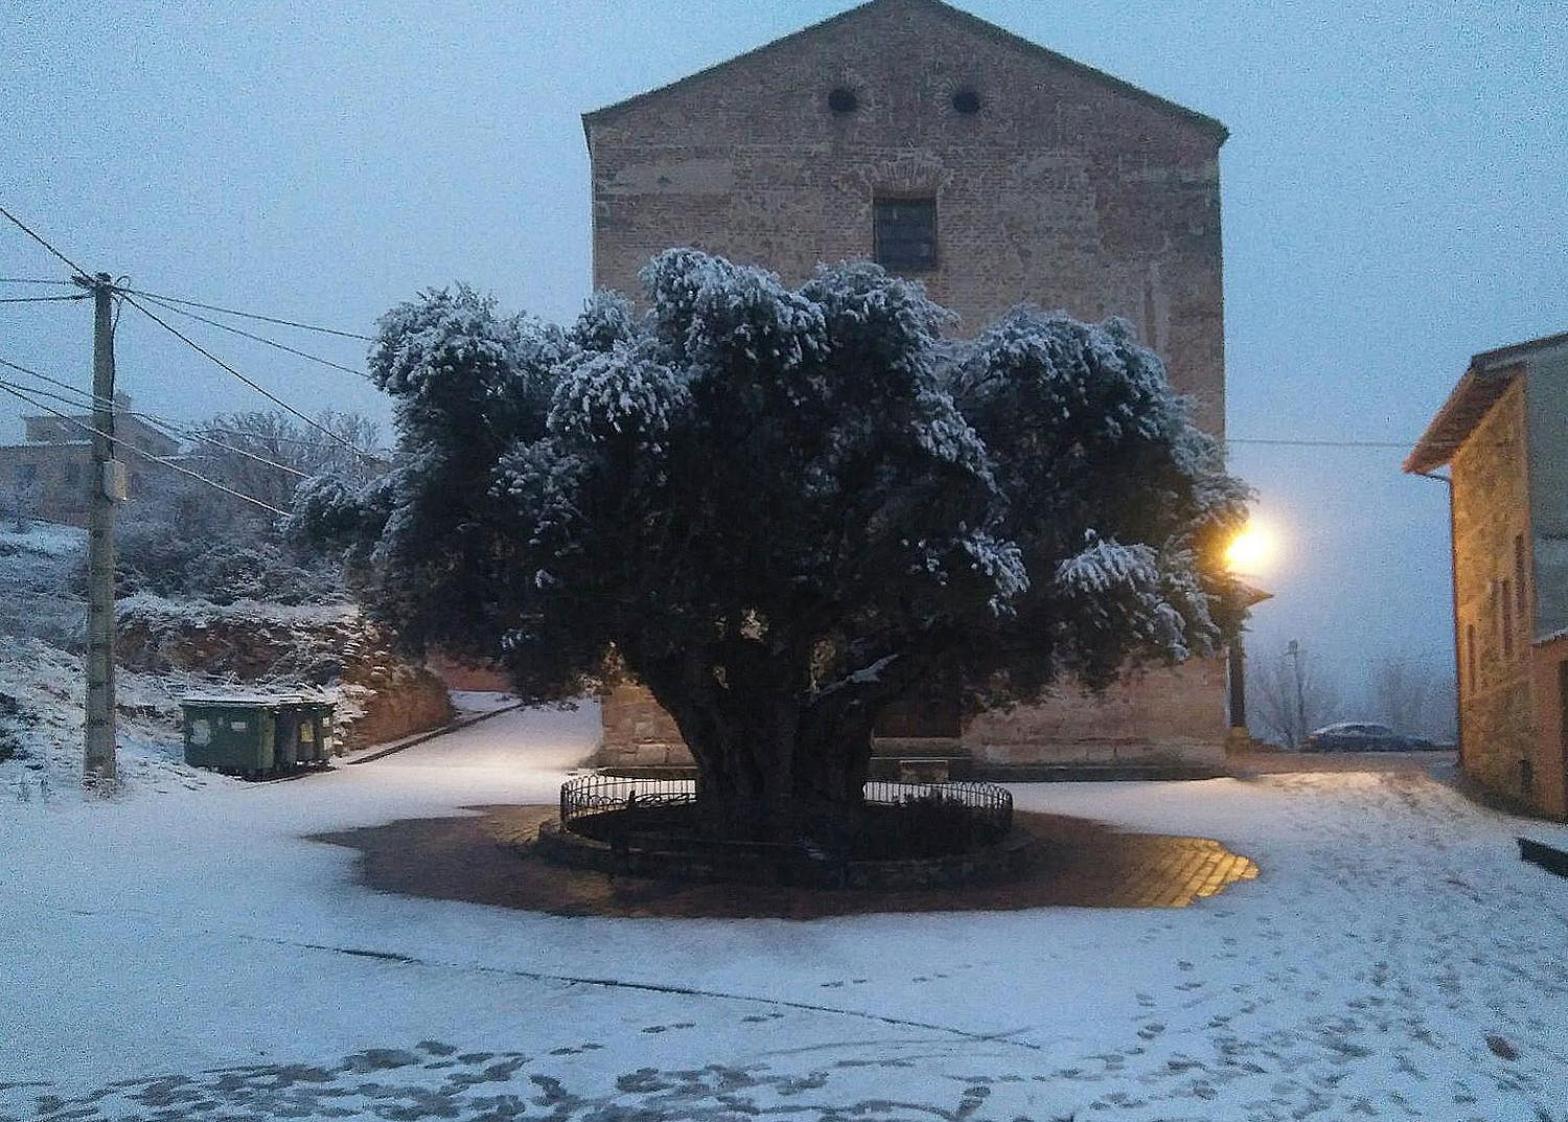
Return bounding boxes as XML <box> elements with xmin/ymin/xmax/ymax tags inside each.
<box><xmin>0</xmin><ymin>521</ymin><xmax>451</xmax><ymax>798</ymax></box>
<box><xmin>0</xmin><ymin>519</ymin><xmax>230</xmax><ymax>796</ymax></box>
<box><xmin>3</xmin><ymin>704</ymin><xmax>1566</xmax><ymax>1121</ymax></box>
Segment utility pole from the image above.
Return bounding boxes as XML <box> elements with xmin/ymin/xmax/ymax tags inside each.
<box><xmin>1286</xmin><ymin>639</ymin><xmax>1306</xmax><ymax>749</ymax></box>
<box><xmin>83</xmin><ymin>273</ymin><xmax>119</xmax><ymax>790</ymax></box>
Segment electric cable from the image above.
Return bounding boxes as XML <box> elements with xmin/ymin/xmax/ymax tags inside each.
<box><xmin>133</xmin><ymin>290</ymin><xmax>371</xmax><ymax>380</ymax></box>
<box><xmin>0</xmin><ymin>357</ymin><xmax>312</xmax><ymax>480</ymax></box>
<box><xmin>119</xmin><ymin>285</ymin><xmax>374</xmax><ymax>341</ymax></box>
<box><xmin>0</xmin><ymin>202</ymin><xmax>93</xmax><ymax>278</ymax></box>
<box><xmin>0</xmin><ymin>379</ymin><xmax>288</xmax><ymax>516</ymax></box>
<box><xmin>120</xmin><ymin>293</ymin><xmax>376</xmax><ymax>460</ymax></box>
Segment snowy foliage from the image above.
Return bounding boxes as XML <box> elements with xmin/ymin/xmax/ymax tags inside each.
<box><xmin>296</xmin><ymin>251</ymin><xmax>1250</xmax><ymax>803</ymax></box>
<box><xmin>547</xmin><ymin>340</ymin><xmax>688</xmax><ymax>451</ymax></box>
<box><xmin>116</xmin><ymin>475</ymin><xmax>343</xmax><ymax>608</ymax></box>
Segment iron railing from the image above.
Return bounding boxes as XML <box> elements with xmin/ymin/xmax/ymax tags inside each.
<box><xmin>863</xmin><ymin>778</ymin><xmax>1013</xmax><ymax>838</ymax></box>
<box><xmin>559</xmin><ymin>772</ymin><xmax>1012</xmax><ymax>840</ymax></box>
<box><xmin>559</xmin><ymin>773</ymin><xmax>699</xmax><ymax>832</ymax></box>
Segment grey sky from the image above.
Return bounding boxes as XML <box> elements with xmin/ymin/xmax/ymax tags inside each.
<box><xmin>4</xmin><ymin>1</ymin><xmax>1565</xmax><ymax>695</ymax></box>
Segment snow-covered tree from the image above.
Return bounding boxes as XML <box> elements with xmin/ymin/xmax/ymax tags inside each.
<box><xmin>295</xmin><ymin>252</ymin><xmax>1248</xmax><ymax>823</ymax></box>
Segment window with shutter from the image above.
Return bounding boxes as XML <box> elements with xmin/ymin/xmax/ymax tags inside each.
<box><xmin>874</xmin><ymin>199</ymin><xmax>937</xmax><ymax>273</ymax></box>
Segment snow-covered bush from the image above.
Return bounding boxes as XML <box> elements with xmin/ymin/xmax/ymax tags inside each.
<box><xmin>114</xmin><ymin>476</ymin><xmax>343</xmax><ymax>607</ymax></box>
<box><xmin>295</xmin><ymin>253</ymin><xmax>1249</xmax><ymax>815</ymax></box>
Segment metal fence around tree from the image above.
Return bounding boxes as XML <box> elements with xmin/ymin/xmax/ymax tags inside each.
<box><xmin>559</xmin><ymin>772</ymin><xmax>1013</xmax><ymax>842</ymax></box>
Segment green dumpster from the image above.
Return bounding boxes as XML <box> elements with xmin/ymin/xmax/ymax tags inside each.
<box><xmin>181</xmin><ymin>695</ymin><xmax>337</xmax><ymax>777</ymax></box>
<box><xmin>181</xmin><ymin>695</ymin><xmax>289</xmax><ymax>776</ymax></box>
<box><xmin>290</xmin><ymin>700</ymin><xmax>337</xmax><ymax>765</ymax></box>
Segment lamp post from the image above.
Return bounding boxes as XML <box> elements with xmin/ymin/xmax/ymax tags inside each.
<box><xmin>1224</xmin><ymin>521</ymin><xmax>1276</xmax><ymax>754</ymax></box>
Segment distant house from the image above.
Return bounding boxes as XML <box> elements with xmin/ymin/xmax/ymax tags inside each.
<box><xmin>1406</xmin><ymin>330</ymin><xmax>1568</xmax><ymax>819</ymax></box>
<box><xmin>584</xmin><ymin>0</ymin><xmax>1240</xmax><ymax>774</ymax></box>
<box><xmin>0</xmin><ymin>394</ymin><xmax>179</xmax><ymax>526</ymax></box>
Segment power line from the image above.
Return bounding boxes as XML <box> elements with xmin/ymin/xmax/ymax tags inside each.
<box><xmin>0</xmin><ymin>376</ymin><xmax>95</xmax><ymax>414</ymax></box>
<box><xmin>144</xmin><ymin>423</ymin><xmax>311</xmax><ymax>480</ymax></box>
<box><xmin>1225</xmin><ymin>438</ymin><xmax>1412</xmax><ymax>449</ymax></box>
<box><xmin>0</xmin><ymin>354</ymin><xmax>389</xmax><ymax>468</ymax></box>
<box><xmin>0</xmin><ymin>277</ymin><xmax>78</xmax><ymax>286</ymax></box>
<box><xmin>0</xmin><ymin>356</ymin><xmax>103</xmax><ymax>407</ymax></box>
<box><xmin>0</xmin><ymin>202</ymin><xmax>92</xmax><ymax>279</ymax></box>
<box><xmin>119</xmin><ymin>285</ymin><xmax>374</xmax><ymax>342</ymax></box>
<box><xmin>0</xmin><ymin>348</ymin><xmax>1416</xmax><ymax>458</ymax></box>
<box><xmin>133</xmin><ymin>291</ymin><xmax>371</xmax><ymax>380</ymax></box>
<box><xmin>121</xmin><ymin>293</ymin><xmax>376</xmax><ymax>460</ymax></box>
<box><xmin>0</xmin><ymin>378</ymin><xmax>288</xmax><ymax>517</ymax></box>
<box><xmin>0</xmin><ymin>357</ymin><xmax>317</xmax><ymax>479</ymax></box>
<box><xmin>0</xmin><ymin>293</ymin><xmax>89</xmax><ymax>304</ymax></box>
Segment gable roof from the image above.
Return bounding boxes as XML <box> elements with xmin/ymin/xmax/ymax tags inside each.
<box><xmin>1404</xmin><ymin>328</ymin><xmax>1568</xmax><ymax>474</ymax></box>
<box><xmin>582</xmin><ymin>0</ymin><xmax>1228</xmax><ymax>142</ymax></box>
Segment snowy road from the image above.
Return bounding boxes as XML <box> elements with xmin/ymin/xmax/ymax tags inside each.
<box><xmin>3</xmin><ymin>704</ymin><xmax>1567</xmax><ymax>1121</ymax></box>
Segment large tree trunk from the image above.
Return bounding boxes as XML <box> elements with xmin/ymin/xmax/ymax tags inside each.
<box><xmin>631</xmin><ymin>649</ymin><xmax>877</xmax><ymax>841</ymax></box>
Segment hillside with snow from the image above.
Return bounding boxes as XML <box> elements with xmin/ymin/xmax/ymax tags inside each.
<box><xmin>0</xmin><ymin>521</ymin><xmax>450</xmax><ymax>800</ymax></box>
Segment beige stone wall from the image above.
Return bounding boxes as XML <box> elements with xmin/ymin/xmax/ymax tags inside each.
<box><xmin>587</xmin><ymin>0</ymin><xmax>1229</xmax><ymax>766</ymax></box>
<box><xmin>600</xmin><ymin>656</ymin><xmax>1227</xmax><ymax>770</ymax></box>
<box><xmin>1528</xmin><ymin>634</ymin><xmax>1568</xmax><ymax>819</ymax></box>
<box><xmin>962</xmin><ymin>657</ymin><xmax>1228</xmax><ymax>766</ymax></box>
<box><xmin>598</xmin><ymin>682</ymin><xmax>687</xmax><ymax>767</ymax></box>
<box><xmin>0</xmin><ymin>443</ymin><xmax>94</xmax><ymax>526</ymax></box>
<box><xmin>1522</xmin><ymin>344</ymin><xmax>1568</xmax><ymax>638</ymax></box>
<box><xmin>1453</xmin><ymin>378</ymin><xmax>1540</xmax><ymax>805</ymax></box>
<box><xmin>585</xmin><ymin>0</ymin><xmax>1225</xmax><ymax>432</ymax></box>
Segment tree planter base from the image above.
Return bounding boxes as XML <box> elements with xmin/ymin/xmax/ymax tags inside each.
<box><xmin>544</xmin><ymin>774</ymin><xmax>1021</xmax><ymax>889</ymax></box>
<box><xmin>534</xmin><ymin>815</ymin><xmax>1036</xmax><ymax>890</ymax></box>
<box><xmin>308</xmin><ymin>805</ymin><xmax>1261</xmax><ymax>917</ymax></box>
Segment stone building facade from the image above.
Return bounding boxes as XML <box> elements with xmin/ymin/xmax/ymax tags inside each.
<box><xmin>1407</xmin><ymin>330</ymin><xmax>1568</xmax><ymax>819</ymax></box>
<box><xmin>584</xmin><ymin>0</ymin><xmax>1235</xmax><ymax>772</ymax></box>
<box><xmin>0</xmin><ymin>397</ymin><xmax>178</xmax><ymax>527</ymax></box>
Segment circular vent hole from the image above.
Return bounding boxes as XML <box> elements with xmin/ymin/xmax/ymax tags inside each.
<box><xmin>952</xmin><ymin>88</ymin><xmax>982</xmax><ymax>114</ymax></box>
<box><xmin>828</xmin><ymin>87</ymin><xmax>859</xmax><ymax>114</ymax></box>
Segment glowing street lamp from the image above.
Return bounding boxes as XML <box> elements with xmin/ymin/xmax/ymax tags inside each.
<box><xmin>1225</xmin><ymin>521</ymin><xmax>1276</xmax><ymax>577</ymax></box>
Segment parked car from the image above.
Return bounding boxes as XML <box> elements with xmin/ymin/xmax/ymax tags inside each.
<box><xmin>1303</xmin><ymin>722</ymin><xmax>1438</xmax><ymax>752</ymax></box>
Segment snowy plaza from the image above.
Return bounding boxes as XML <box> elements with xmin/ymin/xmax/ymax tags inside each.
<box><xmin>5</xmin><ymin>2</ymin><xmax>1568</xmax><ymax>1119</ymax></box>
<box><xmin>4</xmin><ymin>703</ymin><xmax>1566</xmax><ymax>1121</ymax></box>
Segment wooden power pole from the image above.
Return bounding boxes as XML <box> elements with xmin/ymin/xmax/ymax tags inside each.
<box><xmin>83</xmin><ymin>273</ymin><xmax>119</xmax><ymax>789</ymax></box>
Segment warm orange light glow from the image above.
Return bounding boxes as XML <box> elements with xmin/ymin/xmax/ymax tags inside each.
<box><xmin>1225</xmin><ymin>522</ymin><xmax>1276</xmax><ymax>575</ymax></box>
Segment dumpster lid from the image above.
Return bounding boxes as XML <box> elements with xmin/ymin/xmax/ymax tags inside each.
<box><xmin>180</xmin><ymin>693</ymin><xmax>308</xmax><ymax>708</ymax></box>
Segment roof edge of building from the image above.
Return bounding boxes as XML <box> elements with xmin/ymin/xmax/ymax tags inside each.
<box><xmin>1405</xmin><ymin>328</ymin><xmax>1568</xmax><ymax>473</ymax></box>
<box><xmin>580</xmin><ymin>0</ymin><xmax>1228</xmax><ymax>143</ymax></box>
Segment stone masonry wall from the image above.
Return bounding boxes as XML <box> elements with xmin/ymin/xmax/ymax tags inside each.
<box><xmin>587</xmin><ymin>0</ymin><xmax>1229</xmax><ymax>766</ymax></box>
<box><xmin>961</xmin><ymin>656</ymin><xmax>1227</xmax><ymax>766</ymax></box>
<box><xmin>1528</xmin><ymin>634</ymin><xmax>1568</xmax><ymax>819</ymax></box>
<box><xmin>586</xmin><ymin>0</ymin><xmax>1225</xmax><ymax>430</ymax></box>
<box><xmin>1452</xmin><ymin>378</ymin><xmax>1539</xmax><ymax>807</ymax></box>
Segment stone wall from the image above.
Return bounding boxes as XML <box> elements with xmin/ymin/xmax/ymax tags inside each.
<box><xmin>599</xmin><ymin>682</ymin><xmax>687</xmax><ymax>768</ymax></box>
<box><xmin>1528</xmin><ymin>634</ymin><xmax>1568</xmax><ymax>819</ymax></box>
<box><xmin>585</xmin><ymin>0</ymin><xmax>1225</xmax><ymax>432</ymax></box>
<box><xmin>961</xmin><ymin>657</ymin><xmax>1227</xmax><ymax>766</ymax></box>
<box><xmin>585</xmin><ymin>0</ymin><xmax>1230</xmax><ymax>768</ymax></box>
<box><xmin>1452</xmin><ymin>378</ymin><xmax>1539</xmax><ymax>805</ymax></box>
<box><xmin>424</xmin><ymin>650</ymin><xmax>513</xmax><ymax>694</ymax></box>
<box><xmin>599</xmin><ymin>658</ymin><xmax>1227</xmax><ymax>771</ymax></box>
<box><xmin>116</xmin><ymin>600</ymin><xmax>453</xmax><ymax>750</ymax></box>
